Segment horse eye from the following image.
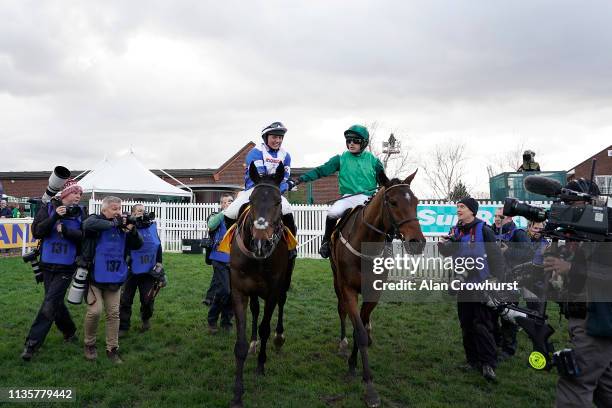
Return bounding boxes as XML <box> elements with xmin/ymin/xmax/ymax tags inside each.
<box><xmin>388</xmin><ymin>200</ymin><xmax>397</xmax><ymax>207</ymax></box>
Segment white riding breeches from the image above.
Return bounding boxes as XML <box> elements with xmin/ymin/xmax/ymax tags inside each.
<box><xmin>327</xmin><ymin>194</ymin><xmax>369</xmax><ymax>219</ymax></box>
<box><xmin>223</xmin><ymin>187</ymin><xmax>292</xmax><ymax>220</ymax></box>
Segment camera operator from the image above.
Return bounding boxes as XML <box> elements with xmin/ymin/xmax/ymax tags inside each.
<box><xmin>21</xmin><ymin>180</ymin><xmax>85</xmax><ymax>361</ymax></box>
<box><xmin>438</xmin><ymin>197</ymin><xmax>506</xmax><ymax>382</ymax></box>
<box><xmin>491</xmin><ymin>208</ymin><xmax>532</xmax><ymax>361</ymax></box>
<box><xmin>517</xmin><ymin>150</ymin><xmax>541</xmax><ymax>172</ymax></box>
<box><xmin>205</xmin><ymin>193</ymin><xmax>234</xmax><ymax>334</ymax></box>
<box><xmin>543</xmin><ymin>180</ymin><xmax>612</xmax><ymax>407</ymax></box>
<box><xmin>119</xmin><ymin>204</ymin><xmax>164</xmax><ymax>337</ymax></box>
<box><xmin>82</xmin><ymin>196</ymin><xmax>143</xmax><ymax>364</ymax></box>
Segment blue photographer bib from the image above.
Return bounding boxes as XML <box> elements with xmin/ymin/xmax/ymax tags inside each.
<box><xmin>452</xmin><ymin>220</ymin><xmax>491</xmax><ymax>283</ymax></box>
<box><xmin>93</xmin><ymin>227</ymin><xmax>128</xmax><ymax>283</ymax></box>
<box><xmin>40</xmin><ymin>204</ymin><xmax>81</xmax><ymax>265</ymax></box>
<box><xmin>130</xmin><ymin>223</ymin><xmax>161</xmax><ymax>274</ymax></box>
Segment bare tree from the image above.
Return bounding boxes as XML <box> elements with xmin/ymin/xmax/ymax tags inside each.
<box><xmin>420</xmin><ymin>143</ymin><xmax>467</xmax><ymax>199</ymax></box>
<box><xmin>486</xmin><ymin>140</ymin><xmax>526</xmax><ymax>177</ymax></box>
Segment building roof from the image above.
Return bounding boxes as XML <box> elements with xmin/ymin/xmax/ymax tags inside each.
<box><xmin>567</xmin><ymin>144</ymin><xmax>612</xmax><ymax>172</ymax></box>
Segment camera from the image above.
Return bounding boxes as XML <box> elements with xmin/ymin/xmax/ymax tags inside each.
<box><xmin>67</xmin><ymin>261</ymin><xmax>89</xmax><ymax>305</ymax></box>
<box><xmin>22</xmin><ymin>249</ymin><xmax>43</xmax><ymax>284</ymax></box>
<box><xmin>503</xmin><ymin>175</ymin><xmax>611</xmax><ymax>242</ymax></box>
<box><xmin>123</xmin><ymin>211</ymin><xmax>156</xmax><ymax>229</ymax></box>
<box><xmin>64</xmin><ymin>204</ymin><xmax>81</xmax><ymax>218</ymax></box>
<box><xmin>42</xmin><ymin>166</ymin><xmax>71</xmax><ymax>204</ymax></box>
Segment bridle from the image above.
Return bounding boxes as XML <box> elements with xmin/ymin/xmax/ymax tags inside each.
<box><xmin>363</xmin><ymin>183</ymin><xmax>419</xmax><ymax>242</ymax></box>
<box><xmin>234</xmin><ymin>183</ymin><xmax>284</xmax><ymax>260</ymax></box>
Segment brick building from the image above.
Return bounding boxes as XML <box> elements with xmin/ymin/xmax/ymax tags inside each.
<box><xmin>0</xmin><ymin>142</ymin><xmax>340</xmax><ymax>204</ymax></box>
<box><xmin>567</xmin><ymin>144</ymin><xmax>612</xmax><ymax>195</ymax></box>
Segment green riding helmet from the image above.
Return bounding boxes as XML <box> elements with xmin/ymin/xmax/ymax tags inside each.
<box><xmin>344</xmin><ymin>124</ymin><xmax>370</xmax><ymax>150</ymax></box>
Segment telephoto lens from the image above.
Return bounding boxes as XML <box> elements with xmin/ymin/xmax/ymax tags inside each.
<box><xmin>67</xmin><ymin>266</ymin><xmax>89</xmax><ymax>305</ymax></box>
<box><xmin>22</xmin><ymin>249</ymin><xmax>43</xmax><ymax>283</ymax></box>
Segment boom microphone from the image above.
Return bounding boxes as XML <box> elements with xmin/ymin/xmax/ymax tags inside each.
<box><xmin>524</xmin><ymin>176</ymin><xmax>562</xmax><ymax>197</ymax></box>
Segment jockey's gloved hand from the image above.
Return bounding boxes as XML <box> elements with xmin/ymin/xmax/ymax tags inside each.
<box><xmin>287</xmin><ymin>178</ymin><xmax>301</xmax><ymax>191</ymax></box>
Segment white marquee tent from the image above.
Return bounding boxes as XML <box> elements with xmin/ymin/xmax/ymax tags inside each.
<box><xmin>77</xmin><ymin>151</ymin><xmax>192</xmax><ymax>201</ymax></box>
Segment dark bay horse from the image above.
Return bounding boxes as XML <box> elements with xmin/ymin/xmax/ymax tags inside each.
<box><xmin>229</xmin><ymin>161</ymin><xmax>294</xmax><ymax>408</ymax></box>
<box><xmin>330</xmin><ymin>170</ymin><xmax>426</xmax><ymax>408</ymax></box>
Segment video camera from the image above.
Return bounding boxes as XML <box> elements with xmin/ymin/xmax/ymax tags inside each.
<box><xmin>503</xmin><ymin>173</ymin><xmax>611</xmax><ymax>242</ymax></box>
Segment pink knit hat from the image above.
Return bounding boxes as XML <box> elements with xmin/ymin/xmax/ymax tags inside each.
<box><xmin>60</xmin><ymin>179</ymin><xmax>83</xmax><ymax>199</ymax></box>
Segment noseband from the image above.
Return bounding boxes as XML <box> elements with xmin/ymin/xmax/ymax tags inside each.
<box><xmin>235</xmin><ymin>183</ymin><xmax>283</xmax><ymax>260</ymax></box>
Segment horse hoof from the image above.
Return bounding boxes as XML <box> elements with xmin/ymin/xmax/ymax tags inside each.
<box><xmin>248</xmin><ymin>340</ymin><xmax>259</xmax><ymax>354</ymax></box>
<box><xmin>364</xmin><ymin>383</ymin><xmax>381</xmax><ymax>408</ymax></box>
<box><xmin>273</xmin><ymin>333</ymin><xmax>286</xmax><ymax>350</ymax></box>
<box><xmin>337</xmin><ymin>337</ymin><xmax>349</xmax><ymax>357</ymax></box>
<box><xmin>230</xmin><ymin>399</ymin><xmax>243</xmax><ymax>408</ymax></box>
<box><xmin>347</xmin><ymin>367</ymin><xmax>357</xmax><ymax>378</ymax></box>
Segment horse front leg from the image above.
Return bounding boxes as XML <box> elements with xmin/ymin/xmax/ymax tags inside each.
<box><xmin>344</xmin><ymin>289</ymin><xmax>380</xmax><ymax>408</ymax></box>
<box><xmin>361</xmin><ymin>302</ymin><xmax>377</xmax><ymax>347</ymax></box>
<box><xmin>333</xmin><ymin>268</ymin><xmax>349</xmax><ymax>357</ymax></box>
<box><xmin>256</xmin><ymin>296</ymin><xmax>277</xmax><ymax>376</ymax></box>
<box><xmin>231</xmin><ymin>290</ymin><xmax>249</xmax><ymax>408</ymax></box>
<box><xmin>274</xmin><ymin>289</ymin><xmax>287</xmax><ymax>351</ymax></box>
<box><xmin>248</xmin><ymin>296</ymin><xmax>260</xmax><ymax>354</ymax></box>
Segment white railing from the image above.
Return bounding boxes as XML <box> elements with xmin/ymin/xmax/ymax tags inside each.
<box><xmin>87</xmin><ymin>199</ymin><xmax>551</xmax><ymax>258</ymax></box>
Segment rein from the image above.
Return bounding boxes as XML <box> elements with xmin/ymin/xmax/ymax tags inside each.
<box><xmin>362</xmin><ymin>183</ymin><xmax>419</xmax><ymax>241</ymax></box>
<box><xmin>338</xmin><ymin>183</ymin><xmax>419</xmax><ymax>260</ymax></box>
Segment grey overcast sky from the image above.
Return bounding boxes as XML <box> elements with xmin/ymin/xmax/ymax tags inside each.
<box><xmin>1</xmin><ymin>0</ymin><xmax>610</xmax><ymax>197</ymax></box>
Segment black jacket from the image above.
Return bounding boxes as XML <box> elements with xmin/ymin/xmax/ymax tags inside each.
<box><xmin>31</xmin><ymin>199</ymin><xmax>86</xmax><ymax>272</ymax></box>
<box><xmin>82</xmin><ymin>214</ymin><xmax>143</xmax><ymax>289</ymax></box>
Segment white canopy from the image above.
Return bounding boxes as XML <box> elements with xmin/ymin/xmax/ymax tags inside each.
<box><xmin>78</xmin><ymin>151</ymin><xmax>192</xmax><ymax>200</ymax></box>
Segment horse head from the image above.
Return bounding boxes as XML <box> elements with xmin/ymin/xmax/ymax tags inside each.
<box><xmin>376</xmin><ymin>169</ymin><xmax>426</xmax><ymax>254</ymax></box>
<box><xmin>247</xmin><ymin>161</ymin><xmax>285</xmax><ymax>259</ymax></box>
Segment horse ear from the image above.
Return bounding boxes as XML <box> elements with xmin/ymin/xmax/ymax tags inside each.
<box><xmin>249</xmin><ymin>161</ymin><xmax>261</xmax><ymax>185</ymax></box>
<box><xmin>403</xmin><ymin>169</ymin><xmax>418</xmax><ymax>185</ymax></box>
<box><xmin>274</xmin><ymin>163</ymin><xmax>285</xmax><ymax>185</ymax></box>
<box><xmin>376</xmin><ymin>170</ymin><xmax>390</xmax><ymax>188</ymax></box>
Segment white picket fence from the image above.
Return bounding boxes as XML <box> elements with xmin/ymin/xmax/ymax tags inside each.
<box><xmin>88</xmin><ymin>200</ymin><xmax>333</xmax><ymax>258</ymax></box>
<box><xmin>87</xmin><ymin>199</ymin><xmax>542</xmax><ymax>259</ymax></box>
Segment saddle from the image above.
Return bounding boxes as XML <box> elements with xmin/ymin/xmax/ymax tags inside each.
<box><xmin>331</xmin><ymin>205</ymin><xmax>364</xmax><ymax>244</ymax></box>
<box><xmin>218</xmin><ymin>206</ymin><xmax>297</xmax><ymax>254</ymax></box>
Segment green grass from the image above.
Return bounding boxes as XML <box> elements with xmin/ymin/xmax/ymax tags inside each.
<box><xmin>0</xmin><ymin>254</ymin><xmax>566</xmax><ymax>407</ymax></box>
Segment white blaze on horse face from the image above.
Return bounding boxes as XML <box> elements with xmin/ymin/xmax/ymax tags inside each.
<box><xmin>405</xmin><ymin>192</ymin><xmax>412</xmax><ymax>202</ymax></box>
<box><xmin>254</xmin><ymin>217</ymin><xmax>269</xmax><ymax>230</ymax></box>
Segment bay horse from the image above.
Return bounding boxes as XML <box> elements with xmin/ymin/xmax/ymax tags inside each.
<box><xmin>229</xmin><ymin>161</ymin><xmax>294</xmax><ymax>408</ymax></box>
<box><xmin>330</xmin><ymin>170</ymin><xmax>426</xmax><ymax>408</ymax></box>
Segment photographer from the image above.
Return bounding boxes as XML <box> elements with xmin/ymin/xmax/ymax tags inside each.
<box><xmin>205</xmin><ymin>193</ymin><xmax>234</xmax><ymax>334</ymax></box>
<box><xmin>82</xmin><ymin>196</ymin><xmax>143</xmax><ymax>364</ymax></box>
<box><xmin>119</xmin><ymin>204</ymin><xmax>164</xmax><ymax>337</ymax></box>
<box><xmin>21</xmin><ymin>180</ymin><xmax>85</xmax><ymax>361</ymax></box>
<box><xmin>517</xmin><ymin>150</ymin><xmax>541</xmax><ymax>172</ymax></box>
<box><xmin>438</xmin><ymin>197</ymin><xmax>506</xmax><ymax>382</ymax></box>
<box><xmin>491</xmin><ymin>208</ymin><xmax>532</xmax><ymax>360</ymax></box>
<box><xmin>543</xmin><ymin>180</ymin><xmax>612</xmax><ymax>407</ymax></box>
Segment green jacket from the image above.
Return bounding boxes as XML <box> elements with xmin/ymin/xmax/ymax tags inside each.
<box><xmin>299</xmin><ymin>151</ymin><xmax>384</xmax><ymax>196</ymax></box>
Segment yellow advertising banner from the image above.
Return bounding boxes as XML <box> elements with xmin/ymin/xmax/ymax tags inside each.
<box><xmin>0</xmin><ymin>222</ymin><xmax>38</xmax><ymax>249</ymax></box>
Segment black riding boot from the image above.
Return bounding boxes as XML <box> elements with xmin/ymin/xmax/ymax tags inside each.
<box><xmin>282</xmin><ymin>214</ymin><xmax>298</xmax><ymax>259</ymax></box>
<box><xmin>319</xmin><ymin>216</ymin><xmax>337</xmax><ymax>259</ymax></box>
<box><xmin>224</xmin><ymin>215</ymin><xmax>236</xmax><ymax>231</ymax></box>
